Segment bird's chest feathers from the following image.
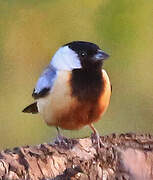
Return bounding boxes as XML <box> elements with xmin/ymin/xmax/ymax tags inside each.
<box><xmin>70</xmin><ymin>68</ymin><xmax>104</xmax><ymax>102</ymax></box>
<box><xmin>37</xmin><ymin>71</ymin><xmax>74</xmax><ymax>124</ymax></box>
<box><xmin>38</xmin><ymin>69</ymin><xmax>110</xmax><ymax>130</ymax></box>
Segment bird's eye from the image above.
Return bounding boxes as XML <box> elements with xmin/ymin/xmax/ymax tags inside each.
<box><xmin>81</xmin><ymin>52</ymin><xmax>86</xmax><ymax>57</ymax></box>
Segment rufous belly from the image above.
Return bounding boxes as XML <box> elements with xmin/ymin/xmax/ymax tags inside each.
<box><xmin>37</xmin><ymin>69</ymin><xmax>111</xmax><ymax>130</ymax></box>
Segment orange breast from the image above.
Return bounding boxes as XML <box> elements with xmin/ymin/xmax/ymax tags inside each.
<box><xmin>51</xmin><ymin>69</ymin><xmax>111</xmax><ymax>130</ymax></box>
<box><xmin>98</xmin><ymin>69</ymin><xmax>111</xmax><ymax>119</ymax></box>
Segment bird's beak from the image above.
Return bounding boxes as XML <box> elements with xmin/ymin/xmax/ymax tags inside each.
<box><xmin>94</xmin><ymin>50</ymin><xmax>109</xmax><ymax>61</ymax></box>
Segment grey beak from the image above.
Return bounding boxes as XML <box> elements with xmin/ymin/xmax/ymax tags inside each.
<box><xmin>94</xmin><ymin>50</ymin><xmax>109</xmax><ymax>61</ymax></box>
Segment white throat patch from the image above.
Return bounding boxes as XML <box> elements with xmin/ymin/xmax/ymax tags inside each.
<box><xmin>50</xmin><ymin>46</ymin><xmax>82</xmax><ymax>70</ymax></box>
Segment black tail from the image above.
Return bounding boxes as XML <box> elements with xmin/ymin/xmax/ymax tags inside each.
<box><xmin>22</xmin><ymin>102</ymin><xmax>38</xmax><ymax>114</ymax></box>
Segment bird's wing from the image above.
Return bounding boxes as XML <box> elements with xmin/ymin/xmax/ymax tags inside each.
<box><xmin>32</xmin><ymin>65</ymin><xmax>57</xmax><ymax>99</ymax></box>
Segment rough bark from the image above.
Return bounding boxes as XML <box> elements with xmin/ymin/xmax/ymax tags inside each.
<box><xmin>0</xmin><ymin>133</ymin><xmax>153</xmax><ymax>180</ymax></box>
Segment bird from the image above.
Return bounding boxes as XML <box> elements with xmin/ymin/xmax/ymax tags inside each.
<box><xmin>22</xmin><ymin>41</ymin><xmax>111</xmax><ymax>147</ymax></box>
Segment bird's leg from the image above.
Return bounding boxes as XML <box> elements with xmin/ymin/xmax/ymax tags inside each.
<box><xmin>53</xmin><ymin>127</ymin><xmax>69</xmax><ymax>146</ymax></box>
<box><xmin>56</xmin><ymin>126</ymin><xmax>62</xmax><ymax>137</ymax></box>
<box><xmin>89</xmin><ymin>124</ymin><xmax>105</xmax><ymax>149</ymax></box>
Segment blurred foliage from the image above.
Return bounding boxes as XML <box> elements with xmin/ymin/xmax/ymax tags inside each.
<box><xmin>0</xmin><ymin>0</ymin><xmax>153</xmax><ymax>150</ymax></box>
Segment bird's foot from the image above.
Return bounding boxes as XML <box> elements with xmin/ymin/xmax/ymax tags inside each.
<box><xmin>91</xmin><ymin>132</ymin><xmax>105</xmax><ymax>149</ymax></box>
<box><xmin>53</xmin><ymin>134</ymin><xmax>78</xmax><ymax>149</ymax></box>
<box><xmin>89</xmin><ymin>124</ymin><xmax>105</xmax><ymax>152</ymax></box>
<box><xmin>52</xmin><ymin>127</ymin><xmax>70</xmax><ymax>148</ymax></box>
<box><xmin>53</xmin><ymin>134</ymin><xmax>70</xmax><ymax>147</ymax></box>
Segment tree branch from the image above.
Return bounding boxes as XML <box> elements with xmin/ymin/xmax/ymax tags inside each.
<box><xmin>0</xmin><ymin>133</ymin><xmax>153</xmax><ymax>180</ymax></box>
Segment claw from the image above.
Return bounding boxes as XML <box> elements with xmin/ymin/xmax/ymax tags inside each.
<box><xmin>54</xmin><ymin>134</ymin><xmax>69</xmax><ymax>146</ymax></box>
<box><xmin>53</xmin><ymin>127</ymin><xmax>69</xmax><ymax>146</ymax></box>
<box><xmin>89</xmin><ymin>124</ymin><xmax>105</xmax><ymax>150</ymax></box>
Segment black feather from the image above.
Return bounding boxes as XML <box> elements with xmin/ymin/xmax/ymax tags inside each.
<box><xmin>71</xmin><ymin>68</ymin><xmax>104</xmax><ymax>102</ymax></box>
<box><xmin>32</xmin><ymin>88</ymin><xmax>50</xmax><ymax>99</ymax></box>
<box><xmin>22</xmin><ymin>102</ymin><xmax>38</xmax><ymax>114</ymax></box>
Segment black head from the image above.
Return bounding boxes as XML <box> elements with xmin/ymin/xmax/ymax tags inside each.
<box><xmin>64</xmin><ymin>41</ymin><xmax>109</xmax><ymax>70</ymax></box>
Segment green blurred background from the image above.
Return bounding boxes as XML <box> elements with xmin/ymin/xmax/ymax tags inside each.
<box><xmin>0</xmin><ymin>0</ymin><xmax>153</xmax><ymax>150</ymax></box>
